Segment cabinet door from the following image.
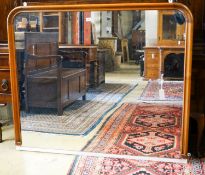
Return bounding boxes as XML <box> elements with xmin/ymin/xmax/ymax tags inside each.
<box><xmin>158</xmin><ymin>10</ymin><xmax>185</xmax><ymax>46</ymax></box>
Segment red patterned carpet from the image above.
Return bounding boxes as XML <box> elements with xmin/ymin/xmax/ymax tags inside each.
<box><xmin>68</xmin><ymin>156</ymin><xmax>205</xmax><ymax>175</ymax></box>
<box><xmin>82</xmin><ymin>103</ymin><xmax>182</xmax><ymax>158</ymax></box>
<box><xmin>140</xmin><ymin>81</ymin><xmax>183</xmax><ymax>101</ymax></box>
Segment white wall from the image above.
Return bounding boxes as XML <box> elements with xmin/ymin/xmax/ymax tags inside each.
<box><xmin>101</xmin><ymin>11</ymin><xmax>112</xmax><ymax>37</ymax></box>
<box><xmin>145</xmin><ymin>10</ymin><xmax>158</xmax><ymax>46</ymax></box>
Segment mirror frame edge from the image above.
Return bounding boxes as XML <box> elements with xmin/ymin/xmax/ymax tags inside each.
<box><xmin>7</xmin><ymin>2</ymin><xmax>193</xmax><ymax>156</ymax></box>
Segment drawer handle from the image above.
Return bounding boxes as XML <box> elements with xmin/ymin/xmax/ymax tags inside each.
<box><xmin>1</xmin><ymin>79</ymin><xmax>9</xmax><ymax>92</ymax></box>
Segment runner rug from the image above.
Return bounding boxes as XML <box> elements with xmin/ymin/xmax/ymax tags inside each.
<box><xmin>82</xmin><ymin>103</ymin><xmax>182</xmax><ymax>159</ymax></box>
<box><xmin>68</xmin><ymin>156</ymin><xmax>205</xmax><ymax>175</ymax></box>
<box><xmin>21</xmin><ymin>83</ymin><xmax>136</xmax><ymax>135</ymax></box>
<box><xmin>139</xmin><ymin>81</ymin><xmax>183</xmax><ymax>101</ymax></box>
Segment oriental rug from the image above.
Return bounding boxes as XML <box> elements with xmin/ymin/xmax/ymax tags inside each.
<box><xmin>139</xmin><ymin>81</ymin><xmax>183</xmax><ymax>101</ymax></box>
<box><xmin>82</xmin><ymin>103</ymin><xmax>182</xmax><ymax>159</ymax></box>
<box><xmin>68</xmin><ymin>156</ymin><xmax>205</xmax><ymax>175</ymax></box>
<box><xmin>21</xmin><ymin>83</ymin><xmax>136</xmax><ymax>135</ymax></box>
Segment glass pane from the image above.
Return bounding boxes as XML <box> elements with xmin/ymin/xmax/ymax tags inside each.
<box><xmin>13</xmin><ymin>9</ymin><xmax>186</xmax><ymax>160</ymax></box>
<box><xmin>162</xmin><ymin>14</ymin><xmax>177</xmax><ymax>40</ymax></box>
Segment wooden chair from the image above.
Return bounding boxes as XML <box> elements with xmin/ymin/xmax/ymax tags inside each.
<box><xmin>23</xmin><ymin>32</ymin><xmax>86</xmax><ymax>116</ymax></box>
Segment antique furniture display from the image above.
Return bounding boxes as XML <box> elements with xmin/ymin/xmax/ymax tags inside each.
<box><xmin>144</xmin><ymin>9</ymin><xmax>185</xmax><ymax>80</ymax></box>
<box><xmin>144</xmin><ymin>46</ymin><xmax>184</xmax><ymax>79</ymax></box>
<box><xmin>7</xmin><ymin>3</ymin><xmax>193</xmax><ymax>156</ymax></box>
<box><xmin>24</xmin><ymin>32</ymin><xmax>86</xmax><ymax>115</ymax></box>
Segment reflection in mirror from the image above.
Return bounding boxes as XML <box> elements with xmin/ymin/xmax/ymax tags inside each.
<box><xmin>14</xmin><ymin>9</ymin><xmax>186</xmax><ymax>159</ymax></box>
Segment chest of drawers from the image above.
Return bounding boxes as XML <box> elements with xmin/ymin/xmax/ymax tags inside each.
<box><xmin>0</xmin><ymin>44</ymin><xmax>11</xmax><ymax>103</ymax></box>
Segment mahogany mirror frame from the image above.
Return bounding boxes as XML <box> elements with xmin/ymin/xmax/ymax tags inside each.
<box><xmin>7</xmin><ymin>2</ymin><xmax>193</xmax><ymax>156</ymax></box>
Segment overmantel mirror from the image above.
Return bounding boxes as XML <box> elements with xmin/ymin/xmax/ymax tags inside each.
<box><xmin>8</xmin><ymin>2</ymin><xmax>193</xmax><ymax>161</ymax></box>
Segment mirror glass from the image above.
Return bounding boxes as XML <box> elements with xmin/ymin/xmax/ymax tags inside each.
<box><xmin>14</xmin><ymin>9</ymin><xmax>186</xmax><ymax>159</ymax></box>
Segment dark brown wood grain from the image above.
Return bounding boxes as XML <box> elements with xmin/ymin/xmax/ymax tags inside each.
<box><xmin>0</xmin><ymin>0</ymin><xmax>21</xmax><ymax>42</ymax></box>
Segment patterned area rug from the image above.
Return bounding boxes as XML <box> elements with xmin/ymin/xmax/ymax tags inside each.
<box><xmin>68</xmin><ymin>156</ymin><xmax>205</xmax><ymax>175</ymax></box>
<box><xmin>139</xmin><ymin>81</ymin><xmax>183</xmax><ymax>101</ymax></box>
<box><xmin>82</xmin><ymin>103</ymin><xmax>182</xmax><ymax>158</ymax></box>
<box><xmin>21</xmin><ymin>83</ymin><xmax>136</xmax><ymax>135</ymax></box>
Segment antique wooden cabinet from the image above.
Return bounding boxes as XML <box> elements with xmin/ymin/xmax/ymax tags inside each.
<box><xmin>144</xmin><ymin>9</ymin><xmax>185</xmax><ymax>80</ymax></box>
<box><xmin>0</xmin><ymin>45</ymin><xmax>11</xmax><ymax>104</ymax></box>
<box><xmin>144</xmin><ymin>46</ymin><xmax>184</xmax><ymax>79</ymax></box>
<box><xmin>158</xmin><ymin>10</ymin><xmax>185</xmax><ymax>46</ymax></box>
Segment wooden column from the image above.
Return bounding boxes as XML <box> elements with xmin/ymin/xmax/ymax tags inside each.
<box><xmin>72</xmin><ymin>12</ymin><xmax>80</xmax><ymax>45</ymax></box>
<box><xmin>84</xmin><ymin>12</ymin><xmax>91</xmax><ymax>45</ymax></box>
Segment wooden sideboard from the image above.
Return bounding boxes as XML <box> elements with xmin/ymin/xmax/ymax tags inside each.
<box><xmin>0</xmin><ymin>44</ymin><xmax>11</xmax><ymax>104</ymax></box>
<box><xmin>144</xmin><ymin>45</ymin><xmax>185</xmax><ymax>79</ymax></box>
